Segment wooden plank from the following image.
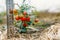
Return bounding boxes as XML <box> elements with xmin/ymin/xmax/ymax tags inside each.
<box><xmin>6</xmin><ymin>0</ymin><xmax>14</xmax><ymax>39</ymax></box>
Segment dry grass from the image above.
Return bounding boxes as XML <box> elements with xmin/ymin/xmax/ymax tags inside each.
<box><xmin>2</xmin><ymin>23</ymin><xmax>60</xmax><ymax>40</ymax></box>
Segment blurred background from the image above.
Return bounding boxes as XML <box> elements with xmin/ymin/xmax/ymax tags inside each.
<box><xmin>0</xmin><ymin>0</ymin><xmax>60</xmax><ymax>24</ymax></box>
<box><xmin>0</xmin><ymin>0</ymin><xmax>60</xmax><ymax>12</ymax></box>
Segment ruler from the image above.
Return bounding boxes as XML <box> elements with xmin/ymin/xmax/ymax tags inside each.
<box><xmin>6</xmin><ymin>0</ymin><xmax>14</xmax><ymax>39</ymax></box>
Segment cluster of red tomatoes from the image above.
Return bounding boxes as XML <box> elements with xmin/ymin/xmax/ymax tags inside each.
<box><xmin>15</xmin><ymin>11</ymin><xmax>30</xmax><ymax>21</ymax></box>
<box><xmin>12</xmin><ymin>9</ymin><xmax>39</xmax><ymax>27</ymax></box>
<box><xmin>14</xmin><ymin>11</ymin><xmax>30</xmax><ymax>27</ymax></box>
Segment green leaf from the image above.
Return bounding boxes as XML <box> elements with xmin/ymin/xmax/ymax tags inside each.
<box><xmin>27</xmin><ymin>21</ymin><xmax>32</xmax><ymax>25</ymax></box>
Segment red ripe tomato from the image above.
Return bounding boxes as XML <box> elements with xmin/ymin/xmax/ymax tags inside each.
<box><xmin>21</xmin><ymin>17</ymin><xmax>26</xmax><ymax>21</ymax></box>
<box><xmin>23</xmin><ymin>23</ymin><xmax>27</xmax><ymax>27</ymax></box>
<box><xmin>15</xmin><ymin>15</ymin><xmax>19</xmax><ymax>20</ymax></box>
<box><xmin>23</xmin><ymin>11</ymin><xmax>27</xmax><ymax>15</ymax></box>
<box><xmin>26</xmin><ymin>17</ymin><xmax>30</xmax><ymax>22</ymax></box>
<box><xmin>35</xmin><ymin>19</ymin><xmax>39</xmax><ymax>22</ymax></box>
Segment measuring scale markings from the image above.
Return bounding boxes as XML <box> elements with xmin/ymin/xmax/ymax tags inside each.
<box><xmin>6</xmin><ymin>0</ymin><xmax>14</xmax><ymax>38</ymax></box>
